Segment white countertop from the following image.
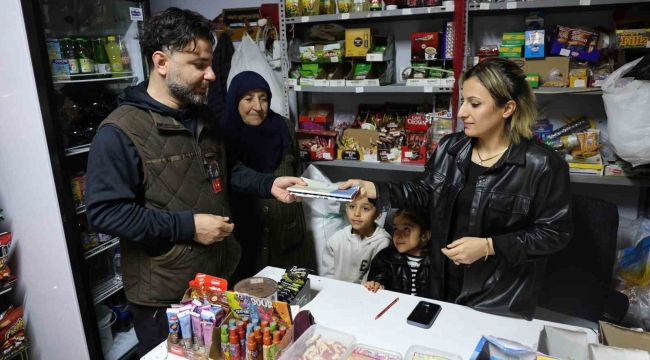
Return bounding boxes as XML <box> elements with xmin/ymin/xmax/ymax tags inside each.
<box><xmin>143</xmin><ymin>266</ymin><xmax>598</xmax><ymax>360</ymax></box>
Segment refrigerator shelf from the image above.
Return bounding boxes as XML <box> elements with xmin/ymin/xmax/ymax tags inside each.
<box><xmin>53</xmin><ymin>75</ymin><xmax>136</xmax><ymax>84</ymax></box>
<box><xmin>92</xmin><ymin>276</ymin><xmax>123</xmax><ymax>305</ymax></box>
<box><xmin>65</xmin><ymin>144</ymin><xmax>91</xmax><ymax>156</ymax></box>
<box><xmin>76</xmin><ymin>205</ymin><xmax>86</xmax><ymax>215</ymax></box>
<box><xmin>84</xmin><ymin>238</ymin><xmax>120</xmax><ymax>260</ymax></box>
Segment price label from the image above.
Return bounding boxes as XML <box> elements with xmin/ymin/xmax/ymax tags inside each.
<box><xmin>301</xmin><ymin>16</ymin><xmax>310</xmax><ymax>22</ymax></box>
<box><xmin>507</xmin><ymin>2</ymin><xmax>517</xmax><ymax>9</ymax></box>
<box><xmin>356</xmin><ymin>87</ymin><xmax>364</xmax><ymax>93</ymax></box>
<box><xmin>405</xmin><ymin>152</ymin><xmax>413</xmax><ymax>158</ymax></box>
<box><xmin>331</xmin><ymin>57</ymin><xmax>339</xmax><ymax>63</ymax></box>
<box><xmin>447</xmin><ymin>5</ymin><xmax>455</xmax><ymax>12</ymax></box>
<box><xmin>129</xmin><ymin>7</ymin><xmax>143</xmax><ymax>21</ymax></box>
<box><xmin>402</xmin><ymin>8</ymin><xmax>413</xmax><ymax>15</ymax></box>
<box><xmin>560</xmin><ymin>48</ymin><xmax>571</xmax><ymax>57</ymax></box>
<box><xmin>424</xmin><ymin>87</ymin><xmax>434</xmax><ymax>93</ymax></box>
<box><xmin>646</xmin><ymin>40</ymin><xmax>650</xmax><ymax>48</ymax></box>
<box><xmin>480</xmin><ymin>3</ymin><xmax>490</xmax><ymax>9</ymax></box>
<box><xmin>341</xmin><ymin>13</ymin><xmax>350</xmax><ymax>20</ymax></box>
<box><xmin>580</xmin><ymin>0</ymin><xmax>591</xmax><ymax>5</ymax></box>
<box><xmin>295</xmin><ymin>85</ymin><xmax>302</xmax><ymax>91</ymax></box>
<box><xmin>367</xmin><ymin>54</ymin><xmax>382</xmax><ymax>62</ymax></box>
<box><xmin>323</xmin><ymin>153</ymin><xmax>332</xmax><ymax>160</ymax></box>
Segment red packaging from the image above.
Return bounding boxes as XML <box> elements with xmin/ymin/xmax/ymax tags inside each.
<box><xmin>411</xmin><ymin>32</ymin><xmax>439</xmax><ymax>60</ymax></box>
<box><xmin>402</xmin><ymin>114</ymin><xmax>431</xmax><ymax>164</ymax></box>
<box><xmin>296</xmin><ymin>130</ymin><xmax>337</xmax><ymax>161</ymax></box>
<box><xmin>424</xmin><ymin>0</ymin><xmax>440</xmax><ymax>5</ymax></box>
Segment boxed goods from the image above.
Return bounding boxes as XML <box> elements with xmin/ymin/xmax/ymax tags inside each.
<box><xmin>276</xmin><ymin>266</ymin><xmax>312</xmax><ymax>307</ymax></box>
<box><xmin>479</xmin><ymin>45</ymin><xmax>499</xmax><ymax>63</ymax></box>
<box><xmin>442</xmin><ymin>21</ymin><xmax>455</xmax><ymax>60</ymax></box>
<box><xmin>524</xmin><ymin>30</ymin><xmax>545</xmax><ymax>59</ymax></box>
<box><xmin>549</xmin><ymin>25</ymin><xmax>602</xmax><ymax>62</ymax></box>
<box><xmin>405</xmin><ymin>345</ymin><xmax>462</xmax><ymax>360</ymax></box>
<box><xmin>281</xmin><ymin>325</ymin><xmax>355</xmax><ymax>360</ymax></box>
<box><xmin>615</xmin><ymin>29</ymin><xmax>650</xmax><ymax>49</ymax></box>
<box><xmin>345</xmin><ymin>60</ymin><xmax>394</xmax><ymax>87</ymax></box>
<box><xmin>343</xmin><ymin>344</ymin><xmax>403</xmax><ymax>360</ymax></box>
<box><xmin>526</xmin><ymin>73</ymin><xmax>540</xmax><ymax>88</ymax></box>
<box><xmin>299</xmin><ymin>104</ymin><xmax>334</xmax><ymax>131</ymax></box>
<box><xmin>299</xmin><ymin>41</ymin><xmax>344</xmax><ymax>63</ymax></box>
<box><xmin>297</xmin><ymin>130</ymin><xmax>337</xmax><ymax>161</ymax></box>
<box><xmin>338</xmin><ymin>129</ymin><xmax>380</xmax><ymax>161</ymax></box>
<box><xmin>312</xmin><ymin>63</ymin><xmax>349</xmax><ymax>87</ymax></box>
<box><xmin>402</xmin><ymin>114</ymin><xmax>431</xmax><ymax>165</ymax></box>
<box><xmin>569</xmin><ymin>68</ymin><xmax>588</xmax><ymax>88</ymax></box>
<box><xmin>499</xmin><ymin>46</ymin><xmax>523</xmax><ymax>58</ymax></box>
<box><xmin>377</xmin><ymin>112</ymin><xmax>405</xmax><ymax>163</ymax></box>
<box><xmin>502</xmin><ymin>32</ymin><xmax>525</xmax><ymax>46</ymax></box>
<box><xmin>519</xmin><ymin>57</ymin><xmax>571</xmax><ymax>85</ymax></box>
<box><xmin>346</xmin><ymin>28</ymin><xmax>372</xmax><ymax>57</ymax></box>
<box><xmin>411</xmin><ymin>32</ymin><xmax>439</xmax><ymax>61</ymax></box>
<box><xmin>599</xmin><ymin>321</ymin><xmax>650</xmax><ymax>353</ymax></box>
<box><xmin>366</xmin><ymin>36</ymin><xmax>395</xmax><ymax>62</ymax></box>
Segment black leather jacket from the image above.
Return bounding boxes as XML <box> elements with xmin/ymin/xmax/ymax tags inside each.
<box><xmin>375</xmin><ymin>133</ymin><xmax>573</xmax><ymax>320</ymax></box>
<box><xmin>367</xmin><ymin>246</ymin><xmax>440</xmax><ymax>299</ymax></box>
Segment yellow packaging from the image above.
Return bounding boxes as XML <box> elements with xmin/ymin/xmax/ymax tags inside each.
<box><xmin>286</xmin><ymin>0</ymin><xmax>302</xmax><ymax>17</ymax></box>
<box><xmin>320</xmin><ymin>0</ymin><xmax>334</xmax><ymax>14</ymax></box>
<box><xmin>569</xmin><ymin>69</ymin><xmax>588</xmax><ymax>88</ymax></box>
<box><xmin>346</xmin><ymin>28</ymin><xmax>372</xmax><ymax>57</ymax></box>
<box><xmin>338</xmin><ymin>0</ymin><xmax>352</xmax><ymax>13</ymax></box>
<box><xmin>302</xmin><ymin>0</ymin><xmax>320</xmax><ymax>15</ymax></box>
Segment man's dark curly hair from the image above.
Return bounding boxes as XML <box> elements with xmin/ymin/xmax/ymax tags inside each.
<box><xmin>140</xmin><ymin>7</ymin><xmax>215</xmax><ymax>66</ymax></box>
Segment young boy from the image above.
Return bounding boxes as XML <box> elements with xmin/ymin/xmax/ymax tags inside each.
<box><xmin>322</xmin><ymin>196</ymin><xmax>391</xmax><ymax>284</ymax></box>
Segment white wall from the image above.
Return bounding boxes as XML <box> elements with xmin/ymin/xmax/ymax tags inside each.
<box><xmin>150</xmin><ymin>0</ymin><xmax>269</xmax><ymax>18</ymax></box>
<box><xmin>0</xmin><ymin>1</ymin><xmax>89</xmax><ymax>359</ymax></box>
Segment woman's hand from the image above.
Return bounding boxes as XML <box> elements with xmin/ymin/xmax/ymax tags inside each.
<box><xmin>364</xmin><ymin>281</ymin><xmax>384</xmax><ymax>293</ymax></box>
<box><xmin>339</xmin><ymin>179</ymin><xmax>377</xmax><ymax>200</ymax></box>
<box><xmin>441</xmin><ymin>237</ymin><xmax>494</xmax><ymax>265</ymax></box>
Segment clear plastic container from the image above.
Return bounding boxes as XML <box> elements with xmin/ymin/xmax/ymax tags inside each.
<box><xmin>342</xmin><ymin>344</ymin><xmax>403</xmax><ymax>360</ymax></box>
<box><xmin>280</xmin><ymin>325</ymin><xmax>355</xmax><ymax>360</ymax></box>
<box><xmin>404</xmin><ymin>345</ymin><xmax>462</xmax><ymax>360</ymax></box>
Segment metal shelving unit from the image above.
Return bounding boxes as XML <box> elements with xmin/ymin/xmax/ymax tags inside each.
<box><xmin>468</xmin><ymin>0</ymin><xmax>649</xmax><ymax>11</ymax></box>
<box><xmin>65</xmin><ymin>144</ymin><xmax>91</xmax><ymax>157</ymax></box>
<box><xmin>287</xmin><ymin>5</ymin><xmax>454</xmax><ymax>24</ymax></box>
<box><xmin>84</xmin><ymin>237</ymin><xmax>120</xmax><ymax>260</ymax></box>
<box><xmin>290</xmin><ymin>84</ymin><xmax>454</xmax><ymax>93</ymax></box>
<box><xmin>92</xmin><ymin>276</ymin><xmax>123</xmax><ymax>305</ymax></box>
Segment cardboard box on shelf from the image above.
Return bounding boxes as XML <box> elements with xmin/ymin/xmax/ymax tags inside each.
<box><xmin>549</xmin><ymin>25</ymin><xmax>603</xmax><ymax>62</ymax></box>
<box><xmin>526</xmin><ymin>73</ymin><xmax>540</xmax><ymax>88</ymax></box>
<box><xmin>296</xmin><ymin>130</ymin><xmax>337</xmax><ymax>161</ymax></box>
<box><xmin>299</xmin><ymin>104</ymin><xmax>334</xmax><ymax>131</ymax></box>
<box><xmin>599</xmin><ymin>321</ymin><xmax>650</xmax><ymax>353</ymax></box>
<box><xmin>313</xmin><ymin>63</ymin><xmax>349</xmax><ymax>87</ymax></box>
<box><xmin>366</xmin><ymin>36</ymin><xmax>395</xmax><ymax>62</ymax></box>
<box><xmin>499</xmin><ymin>46</ymin><xmax>523</xmax><ymax>58</ymax></box>
<box><xmin>345</xmin><ymin>59</ymin><xmax>394</xmax><ymax>87</ymax></box>
<box><xmin>411</xmin><ymin>32</ymin><xmax>439</xmax><ymax>61</ymax></box>
<box><xmin>346</xmin><ymin>28</ymin><xmax>372</xmax><ymax>57</ymax></box>
<box><xmin>502</xmin><ymin>32</ymin><xmax>525</xmax><ymax>46</ymax></box>
<box><xmin>570</xmin><ymin>68</ymin><xmax>588</xmax><ymax>88</ymax></box>
<box><xmin>337</xmin><ymin>128</ymin><xmax>380</xmax><ymax>162</ymax></box>
<box><xmin>514</xmin><ymin>57</ymin><xmax>570</xmax><ymax>85</ymax></box>
<box><xmin>299</xmin><ymin>41</ymin><xmax>345</xmax><ymax>63</ymax></box>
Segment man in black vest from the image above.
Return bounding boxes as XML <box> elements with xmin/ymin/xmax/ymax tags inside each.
<box><xmin>85</xmin><ymin>8</ymin><xmax>305</xmax><ymax>356</ymax></box>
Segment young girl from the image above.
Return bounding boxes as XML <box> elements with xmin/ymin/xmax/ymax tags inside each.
<box><xmin>364</xmin><ymin>209</ymin><xmax>440</xmax><ymax>299</ymax></box>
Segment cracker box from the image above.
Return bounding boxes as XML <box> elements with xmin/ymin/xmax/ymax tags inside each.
<box><xmin>412</xmin><ymin>32</ymin><xmax>439</xmax><ymax>61</ymax></box>
<box><xmin>402</xmin><ymin>114</ymin><xmax>431</xmax><ymax>165</ymax></box>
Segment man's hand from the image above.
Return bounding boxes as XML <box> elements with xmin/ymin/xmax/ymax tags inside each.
<box><xmin>271</xmin><ymin>176</ymin><xmax>307</xmax><ymax>203</ymax></box>
<box><xmin>441</xmin><ymin>237</ymin><xmax>494</xmax><ymax>265</ymax></box>
<box><xmin>339</xmin><ymin>179</ymin><xmax>377</xmax><ymax>200</ymax></box>
<box><xmin>194</xmin><ymin>214</ymin><xmax>234</xmax><ymax>245</ymax></box>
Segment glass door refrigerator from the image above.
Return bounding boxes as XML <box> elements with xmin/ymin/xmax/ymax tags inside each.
<box><xmin>19</xmin><ymin>0</ymin><xmax>150</xmax><ymax>358</ymax></box>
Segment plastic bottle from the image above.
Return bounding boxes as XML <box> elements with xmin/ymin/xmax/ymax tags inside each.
<box><xmin>92</xmin><ymin>38</ymin><xmax>111</xmax><ymax>78</ymax></box>
<box><xmin>116</xmin><ymin>35</ymin><xmax>131</xmax><ymax>73</ymax></box>
<box><xmin>254</xmin><ymin>326</ymin><xmax>262</xmax><ymax>360</ymax></box>
<box><xmin>262</xmin><ymin>328</ymin><xmax>272</xmax><ymax>360</ymax></box>
<box><xmin>369</xmin><ymin>0</ymin><xmax>383</xmax><ymax>11</ymax></box>
<box><xmin>113</xmin><ymin>248</ymin><xmax>122</xmax><ymax>279</ymax></box>
<box><xmin>338</xmin><ymin>0</ymin><xmax>352</xmax><ymax>13</ymax></box>
<box><xmin>230</xmin><ymin>328</ymin><xmax>241</xmax><ymax>360</ymax></box>
<box><xmin>247</xmin><ymin>333</ymin><xmax>258</xmax><ymax>360</ymax></box>
<box><xmin>105</xmin><ymin>36</ymin><xmax>124</xmax><ymax>77</ymax></box>
<box><xmin>221</xmin><ymin>325</ymin><xmax>231</xmax><ymax>360</ymax></box>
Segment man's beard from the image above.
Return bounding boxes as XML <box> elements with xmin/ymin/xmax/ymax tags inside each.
<box><xmin>166</xmin><ymin>66</ymin><xmax>208</xmax><ymax>105</ymax></box>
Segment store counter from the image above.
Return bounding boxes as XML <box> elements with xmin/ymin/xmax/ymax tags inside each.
<box><xmin>142</xmin><ymin>266</ymin><xmax>598</xmax><ymax>360</ymax></box>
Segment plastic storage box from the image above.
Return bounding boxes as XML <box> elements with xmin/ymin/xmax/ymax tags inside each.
<box><xmin>404</xmin><ymin>345</ymin><xmax>462</xmax><ymax>360</ymax></box>
<box><xmin>280</xmin><ymin>325</ymin><xmax>356</xmax><ymax>360</ymax></box>
<box><xmin>343</xmin><ymin>344</ymin><xmax>403</xmax><ymax>360</ymax></box>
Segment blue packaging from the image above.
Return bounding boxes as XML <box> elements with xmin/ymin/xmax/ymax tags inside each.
<box><xmin>52</xmin><ymin>59</ymin><xmax>70</xmax><ymax>81</ymax></box>
<box><xmin>525</xmin><ymin>30</ymin><xmax>545</xmax><ymax>59</ymax></box>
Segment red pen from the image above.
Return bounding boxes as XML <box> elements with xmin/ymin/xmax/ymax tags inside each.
<box><xmin>375</xmin><ymin>297</ymin><xmax>399</xmax><ymax>320</ymax></box>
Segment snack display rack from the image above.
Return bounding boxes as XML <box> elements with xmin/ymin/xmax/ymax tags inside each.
<box><xmin>278</xmin><ymin>0</ymin><xmax>650</xmax><ymax>213</ymax></box>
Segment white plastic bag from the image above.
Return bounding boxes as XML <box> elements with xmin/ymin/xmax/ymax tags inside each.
<box><xmin>603</xmin><ymin>57</ymin><xmax>650</xmax><ymax>167</ymax></box>
<box><xmin>227</xmin><ymin>33</ymin><xmax>286</xmax><ymax>116</ymax></box>
<box><xmin>300</xmin><ymin>165</ymin><xmax>386</xmax><ymax>275</ymax></box>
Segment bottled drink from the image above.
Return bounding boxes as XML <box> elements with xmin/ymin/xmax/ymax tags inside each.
<box><xmin>62</xmin><ymin>38</ymin><xmax>80</xmax><ymax>76</ymax></box>
<box><xmin>116</xmin><ymin>35</ymin><xmax>131</xmax><ymax>73</ymax></box>
<box><xmin>352</xmin><ymin>0</ymin><xmax>369</xmax><ymax>12</ymax></box>
<box><xmin>75</xmin><ymin>38</ymin><xmax>94</xmax><ymax>77</ymax></box>
<box><xmin>92</xmin><ymin>38</ymin><xmax>111</xmax><ymax>78</ymax></box>
<box><xmin>109</xmin><ymin>292</ymin><xmax>133</xmax><ymax>333</ymax></box>
<box><xmin>105</xmin><ymin>36</ymin><xmax>124</xmax><ymax>77</ymax></box>
<box><xmin>113</xmin><ymin>247</ymin><xmax>122</xmax><ymax>279</ymax></box>
<box><xmin>369</xmin><ymin>0</ymin><xmax>383</xmax><ymax>11</ymax></box>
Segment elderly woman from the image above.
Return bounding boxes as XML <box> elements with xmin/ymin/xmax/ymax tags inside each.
<box><xmin>220</xmin><ymin>71</ymin><xmax>315</xmax><ymax>283</ymax></box>
<box><xmin>342</xmin><ymin>58</ymin><xmax>573</xmax><ymax>320</ymax></box>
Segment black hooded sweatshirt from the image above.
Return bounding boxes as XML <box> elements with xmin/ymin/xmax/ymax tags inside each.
<box><xmin>85</xmin><ymin>82</ymin><xmax>276</xmax><ymax>255</ymax></box>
